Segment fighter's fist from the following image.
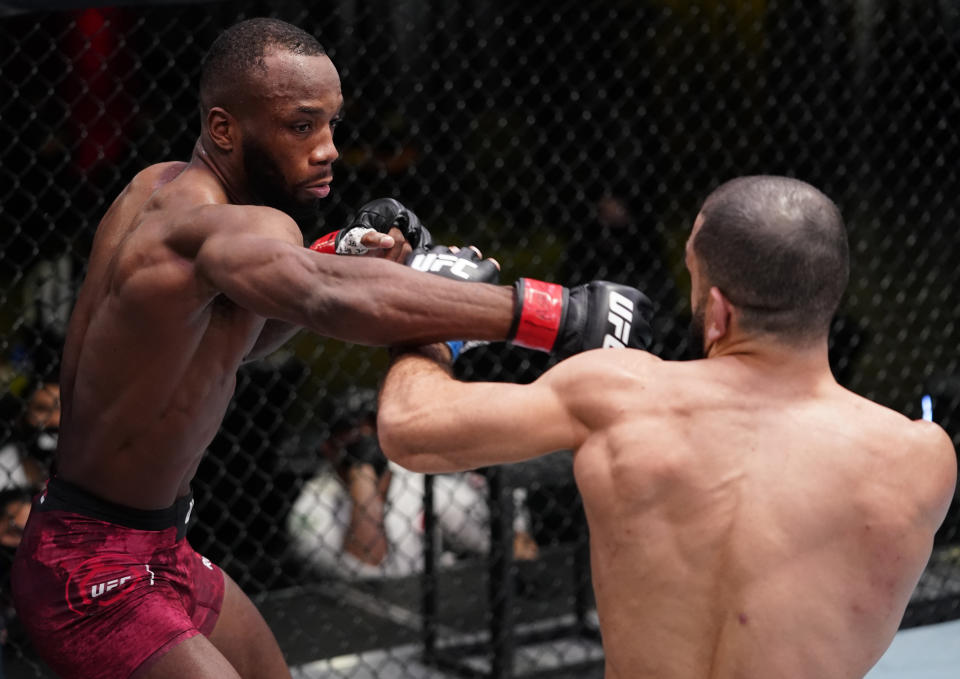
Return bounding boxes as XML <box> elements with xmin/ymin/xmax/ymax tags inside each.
<box><xmin>347</xmin><ymin>198</ymin><xmax>432</xmax><ymax>250</ymax></box>
<box><xmin>509</xmin><ymin>279</ymin><xmax>653</xmax><ymax>358</ymax></box>
<box><xmin>309</xmin><ymin>198</ymin><xmax>432</xmax><ymax>256</ymax></box>
<box><xmin>406</xmin><ymin>245</ymin><xmax>500</xmax><ymax>284</ymax></box>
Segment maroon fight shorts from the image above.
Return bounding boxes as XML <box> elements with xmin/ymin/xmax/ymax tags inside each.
<box><xmin>12</xmin><ymin>476</ymin><xmax>225</xmax><ymax>679</ymax></box>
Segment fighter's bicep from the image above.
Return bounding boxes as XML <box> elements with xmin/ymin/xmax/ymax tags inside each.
<box><xmin>532</xmin><ymin>349</ymin><xmax>653</xmax><ymax>435</ymax></box>
<box><xmin>522</xmin><ymin>381</ymin><xmax>587</xmax><ymax>449</ymax></box>
<box><xmin>458</xmin><ymin>380</ymin><xmax>585</xmax><ymax>454</ymax></box>
<box><xmin>189</xmin><ymin>206</ymin><xmax>304</xmax><ymax>293</ymax></box>
<box><xmin>172</xmin><ymin>204</ymin><xmax>303</xmax><ymax>258</ymax></box>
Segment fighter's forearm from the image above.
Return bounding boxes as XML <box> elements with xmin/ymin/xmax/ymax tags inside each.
<box><xmin>378</xmin><ymin>349</ymin><xmax>578</xmax><ymax>473</ymax></box>
<box><xmin>377</xmin><ymin>351</ymin><xmax>479</xmax><ymax>473</ymax></box>
<box><xmin>198</xmin><ymin>234</ymin><xmax>514</xmax><ymax>346</ymax></box>
<box><xmin>308</xmin><ymin>258</ymin><xmax>515</xmax><ymax>347</ymax></box>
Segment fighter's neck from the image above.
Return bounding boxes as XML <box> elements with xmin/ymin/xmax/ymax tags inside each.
<box><xmin>191</xmin><ymin>138</ymin><xmax>252</xmax><ymax>206</ymax></box>
<box><xmin>708</xmin><ymin>335</ymin><xmax>834</xmax><ymax>381</ymax></box>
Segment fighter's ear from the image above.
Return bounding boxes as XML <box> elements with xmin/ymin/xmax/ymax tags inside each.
<box><xmin>206</xmin><ymin>106</ymin><xmax>238</xmax><ymax>153</ymax></box>
<box><xmin>704</xmin><ymin>286</ymin><xmax>733</xmax><ymax>347</ymax></box>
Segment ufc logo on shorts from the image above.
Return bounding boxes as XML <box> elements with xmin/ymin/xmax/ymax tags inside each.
<box><xmin>409</xmin><ymin>253</ymin><xmax>478</xmax><ymax>280</ymax></box>
<box><xmin>604</xmin><ymin>291</ymin><xmax>634</xmax><ymax>348</ymax></box>
<box><xmin>90</xmin><ymin>576</ymin><xmax>132</xmax><ymax>598</ymax></box>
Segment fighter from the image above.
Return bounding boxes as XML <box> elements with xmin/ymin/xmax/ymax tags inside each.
<box><xmin>377</xmin><ymin>176</ymin><xmax>957</xmax><ymax>679</ymax></box>
<box><xmin>11</xmin><ymin>17</ymin><xmax>653</xmax><ymax>679</ymax></box>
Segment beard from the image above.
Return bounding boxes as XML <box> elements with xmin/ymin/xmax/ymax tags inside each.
<box><xmin>686</xmin><ymin>294</ymin><xmax>707</xmax><ymax>360</ymax></box>
<box><xmin>242</xmin><ymin>137</ymin><xmax>319</xmax><ymax>223</ymax></box>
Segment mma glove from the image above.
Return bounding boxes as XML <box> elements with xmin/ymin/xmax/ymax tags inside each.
<box><xmin>405</xmin><ymin>246</ymin><xmax>654</xmax><ymax>359</ymax></box>
<box><xmin>310</xmin><ymin>198</ymin><xmax>432</xmax><ymax>255</ymax></box>
<box><xmin>508</xmin><ymin>278</ymin><xmax>654</xmax><ymax>358</ymax></box>
<box><xmin>407</xmin><ymin>244</ymin><xmax>501</xmax><ymax>284</ymax></box>
<box><xmin>406</xmin><ymin>244</ymin><xmax>500</xmax><ymax>360</ymax></box>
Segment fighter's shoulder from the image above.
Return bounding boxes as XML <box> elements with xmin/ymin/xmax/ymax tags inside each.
<box><xmin>851</xmin><ymin>391</ymin><xmax>950</xmax><ymax>455</ymax></box>
<box><xmin>107</xmin><ymin>162</ymin><xmax>185</xmax><ymax>210</ymax></box>
<box><xmin>139</xmin><ymin>190</ymin><xmax>301</xmax><ymax>254</ymax></box>
<box><xmin>541</xmin><ymin>349</ymin><xmax>662</xmax><ymax>409</ymax></box>
<box><xmin>123</xmin><ymin>162</ymin><xmax>299</xmax><ymax>244</ymax></box>
<box><xmin>903</xmin><ymin>417</ymin><xmax>956</xmax><ymax>471</ymax></box>
<box><xmin>855</xmin><ymin>395</ymin><xmax>957</xmax><ymax>504</ymax></box>
<box><xmin>186</xmin><ymin>202</ymin><xmax>302</xmax><ymax>244</ymax></box>
<box><xmin>547</xmin><ymin>347</ymin><xmax>661</xmax><ymax>383</ymax></box>
<box><xmin>130</xmin><ymin>161</ymin><xmax>189</xmax><ymax>190</ymax></box>
<box><xmin>900</xmin><ymin>418</ymin><xmax>957</xmax><ymax>522</ymax></box>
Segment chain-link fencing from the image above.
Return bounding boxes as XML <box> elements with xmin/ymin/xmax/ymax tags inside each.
<box><xmin>1</xmin><ymin>0</ymin><xmax>958</xmax><ymax>677</ymax></box>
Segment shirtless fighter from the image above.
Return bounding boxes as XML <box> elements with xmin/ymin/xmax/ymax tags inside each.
<box><xmin>10</xmin><ymin>17</ymin><xmax>653</xmax><ymax>679</ymax></box>
<box><xmin>378</xmin><ymin>176</ymin><xmax>958</xmax><ymax>679</ymax></box>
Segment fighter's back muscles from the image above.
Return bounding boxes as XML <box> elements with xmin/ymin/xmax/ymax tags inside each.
<box><xmin>59</xmin><ymin>162</ymin><xmax>190</xmax><ymax>423</ymax></box>
<box><xmin>574</xmin><ymin>369</ymin><xmax>956</xmax><ymax>679</ymax></box>
<box><xmin>379</xmin><ymin>349</ymin><xmax>957</xmax><ymax>679</ymax></box>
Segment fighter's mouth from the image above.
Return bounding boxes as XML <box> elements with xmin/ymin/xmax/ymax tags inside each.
<box><xmin>305</xmin><ymin>181</ymin><xmax>332</xmax><ymax>198</ymax></box>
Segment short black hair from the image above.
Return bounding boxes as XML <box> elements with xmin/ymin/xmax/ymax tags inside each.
<box><xmin>199</xmin><ymin>17</ymin><xmax>326</xmax><ymax>111</ymax></box>
<box><xmin>693</xmin><ymin>176</ymin><xmax>849</xmax><ymax>344</ymax></box>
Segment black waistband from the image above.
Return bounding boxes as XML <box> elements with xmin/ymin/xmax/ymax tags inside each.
<box><xmin>38</xmin><ymin>476</ymin><xmax>194</xmax><ymax>539</ymax></box>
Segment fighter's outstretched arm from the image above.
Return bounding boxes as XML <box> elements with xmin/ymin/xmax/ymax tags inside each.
<box><xmin>190</xmin><ymin>205</ymin><xmax>514</xmax><ymax>347</ymax></box>
<box><xmin>377</xmin><ymin>346</ymin><xmax>590</xmax><ymax>474</ymax></box>
<box><xmin>241</xmin><ymin>228</ymin><xmax>407</xmax><ymax>361</ymax></box>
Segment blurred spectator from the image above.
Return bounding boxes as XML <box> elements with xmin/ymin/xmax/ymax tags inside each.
<box><xmin>0</xmin><ymin>379</ymin><xmax>59</xmax><ymax>492</ymax></box>
<box><xmin>0</xmin><ymin>487</ymin><xmax>32</xmax><ymax>679</ymax></box>
<box><xmin>286</xmin><ymin>389</ymin><xmax>537</xmax><ymax>579</ymax></box>
<box><xmin>0</xmin><ymin>488</ymin><xmax>30</xmax><ymax>555</ymax></box>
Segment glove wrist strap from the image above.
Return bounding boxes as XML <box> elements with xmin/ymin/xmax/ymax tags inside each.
<box><xmin>446</xmin><ymin>341</ymin><xmax>464</xmax><ymax>361</ymax></box>
<box><xmin>509</xmin><ymin>278</ymin><xmax>566</xmax><ymax>352</ymax></box>
<box><xmin>309</xmin><ymin>230</ymin><xmax>340</xmax><ymax>254</ymax></box>
<box><xmin>311</xmin><ymin>228</ymin><xmax>378</xmax><ymax>255</ymax></box>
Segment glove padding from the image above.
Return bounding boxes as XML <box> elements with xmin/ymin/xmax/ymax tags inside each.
<box><xmin>405</xmin><ymin>245</ymin><xmax>500</xmax><ymax>361</ymax></box>
<box><xmin>309</xmin><ymin>198</ymin><xmax>432</xmax><ymax>255</ymax></box>
<box><xmin>349</xmin><ymin>198</ymin><xmax>432</xmax><ymax>250</ymax></box>
<box><xmin>406</xmin><ymin>245</ymin><xmax>500</xmax><ymax>284</ymax></box>
<box><xmin>509</xmin><ymin>278</ymin><xmax>653</xmax><ymax>358</ymax></box>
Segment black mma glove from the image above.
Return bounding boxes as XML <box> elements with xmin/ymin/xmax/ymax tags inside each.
<box><xmin>508</xmin><ymin>278</ymin><xmax>653</xmax><ymax>358</ymax></box>
<box><xmin>310</xmin><ymin>197</ymin><xmax>432</xmax><ymax>254</ymax></box>
<box><xmin>405</xmin><ymin>245</ymin><xmax>500</xmax><ymax>360</ymax></box>
<box><xmin>406</xmin><ymin>244</ymin><xmax>501</xmax><ymax>284</ymax></box>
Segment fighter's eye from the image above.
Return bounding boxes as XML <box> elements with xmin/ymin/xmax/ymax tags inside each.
<box><xmin>292</xmin><ymin>122</ymin><xmax>312</xmax><ymax>133</ymax></box>
<box><xmin>330</xmin><ymin>117</ymin><xmax>342</xmax><ymax>131</ymax></box>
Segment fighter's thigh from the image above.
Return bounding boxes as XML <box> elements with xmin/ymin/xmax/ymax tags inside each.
<box><xmin>206</xmin><ymin>570</ymin><xmax>291</xmax><ymax>679</ymax></box>
<box><xmin>132</xmin><ymin>634</ymin><xmax>241</xmax><ymax>679</ymax></box>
